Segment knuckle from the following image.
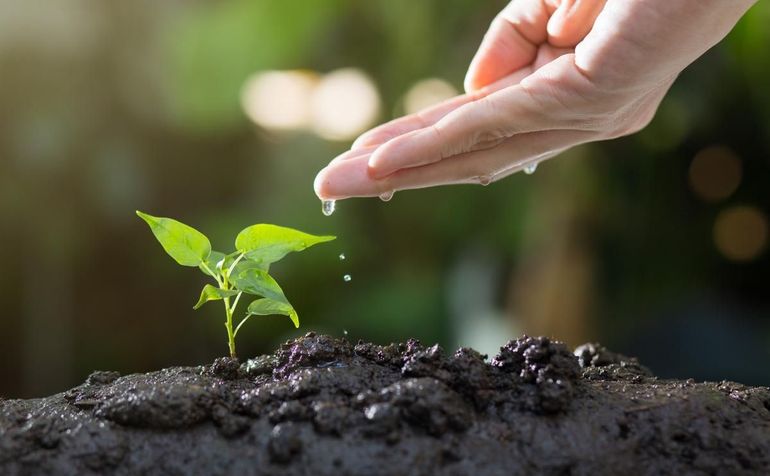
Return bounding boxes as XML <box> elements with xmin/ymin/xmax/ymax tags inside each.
<box><xmin>468</xmin><ymin>96</ymin><xmax>515</xmax><ymax>147</ymax></box>
<box><xmin>471</xmin><ymin>130</ymin><xmax>507</xmax><ymax>151</ymax></box>
<box><xmin>429</xmin><ymin>124</ymin><xmax>460</xmax><ymax>159</ymax></box>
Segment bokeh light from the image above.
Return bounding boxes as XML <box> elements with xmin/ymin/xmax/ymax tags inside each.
<box><xmin>310</xmin><ymin>68</ymin><xmax>380</xmax><ymax>141</ymax></box>
<box><xmin>713</xmin><ymin>205</ymin><xmax>768</xmax><ymax>262</ymax></box>
<box><xmin>241</xmin><ymin>70</ymin><xmax>319</xmax><ymax>131</ymax></box>
<box><xmin>688</xmin><ymin>146</ymin><xmax>743</xmax><ymax>202</ymax></box>
<box><xmin>403</xmin><ymin>78</ymin><xmax>458</xmax><ymax>115</ymax></box>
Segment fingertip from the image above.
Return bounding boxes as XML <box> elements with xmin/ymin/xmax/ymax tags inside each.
<box><xmin>464</xmin><ymin>60</ymin><xmax>479</xmax><ymax>94</ymax></box>
<box><xmin>350</xmin><ymin>135</ymin><xmax>369</xmax><ymax>150</ymax></box>
<box><xmin>463</xmin><ymin>74</ymin><xmax>479</xmax><ymax>95</ymax></box>
<box><xmin>314</xmin><ymin>163</ymin><xmax>351</xmax><ymax>200</ymax></box>
<box><xmin>545</xmin><ymin>2</ymin><xmax>567</xmax><ymax>41</ymax></box>
<box><xmin>546</xmin><ymin>0</ymin><xmax>606</xmax><ymax>48</ymax></box>
<box><xmin>366</xmin><ymin>140</ymin><xmax>402</xmax><ymax>179</ymax></box>
<box><xmin>313</xmin><ymin>167</ymin><xmax>331</xmax><ymax>199</ymax></box>
<box><xmin>366</xmin><ymin>156</ymin><xmax>389</xmax><ymax>180</ymax></box>
<box><xmin>313</xmin><ymin>154</ymin><xmax>387</xmax><ymax>199</ymax></box>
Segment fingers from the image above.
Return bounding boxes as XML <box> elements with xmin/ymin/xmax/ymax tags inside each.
<box><xmin>352</xmin><ymin>68</ymin><xmax>533</xmax><ymax>151</ymax></box>
<box><xmin>314</xmin><ymin>153</ymin><xmax>392</xmax><ymax>199</ymax></box>
<box><xmin>385</xmin><ymin>129</ymin><xmax>591</xmax><ymax>191</ymax></box>
<box><xmin>329</xmin><ymin>144</ymin><xmax>380</xmax><ymax>163</ymax></box>
<box><xmin>464</xmin><ymin>0</ymin><xmax>552</xmax><ymax>93</ymax></box>
<box><xmin>314</xmin><ymin>129</ymin><xmax>593</xmax><ymax>199</ymax></box>
<box><xmin>547</xmin><ymin>0</ymin><xmax>608</xmax><ymax>48</ymax></box>
<box><xmin>465</xmin><ymin>0</ymin><xmax>607</xmax><ymax>92</ymax></box>
<box><xmin>351</xmin><ymin>94</ymin><xmax>473</xmax><ymax>151</ymax></box>
<box><xmin>366</xmin><ymin>81</ymin><xmax>556</xmax><ymax>179</ymax></box>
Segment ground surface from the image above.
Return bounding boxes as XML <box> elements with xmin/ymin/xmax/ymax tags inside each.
<box><xmin>1</xmin><ymin>333</ymin><xmax>769</xmax><ymax>475</ymax></box>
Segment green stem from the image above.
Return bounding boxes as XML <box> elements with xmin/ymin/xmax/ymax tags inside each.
<box><xmin>231</xmin><ymin>291</ymin><xmax>243</xmax><ymax>315</ymax></box>
<box><xmin>223</xmin><ymin>296</ymin><xmax>236</xmax><ymax>359</ymax></box>
<box><xmin>234</xmin><ymin>313</ymin><xmax>252</xmax><ymax>338</ymax></box>
<box><xmin>201</xmin><ymin>259</ymin><xmax>238</xmax><ymax>358</ymax></box>
<box><xmin>226</xmin><ymin>253</ymin><xmax>246</xmax><ymax>280</ymax></box>
<box><xmin>200</xmin><ymin>261</ymin><xmax>223</xmax><ymax>288</ymax></box>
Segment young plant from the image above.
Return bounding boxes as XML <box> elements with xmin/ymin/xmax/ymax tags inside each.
<box><xmin>136</xmin><ymin>211</ymin><xmax>335</xmax><ymax>358</ymax></box>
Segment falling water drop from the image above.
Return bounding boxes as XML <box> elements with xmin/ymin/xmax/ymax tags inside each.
<box><xmin>339</xmin><ymin>253</ymin><xmax>346</xmax><ymax>261</ymax></box>
<box><xmin>343</xmin><ymin>329</ymin><xmax>349</xmax><ymax>336</ymax></box>
<box><xmin>322</xmin><ymin>199</ymin><xmax>336</xmax><ymax>216</ymax></box>
<box><xmin>523</xmin><ymin>163</ymin><xmax>538</xmax><ymax>175</ymax></box>
<box><xmin>379</xmin><ymin>191</ymin><xmax>394</xmax><ymax>202</ymax></box>
<box><xmin>343</xmin><ymin>274</ymin><xmax>352</xmax><ymax>282</ymax></box>
<box><xmin>478</xmin><ymin>175</ymin><xmax>492</xmax><ymax>186</ymax></box>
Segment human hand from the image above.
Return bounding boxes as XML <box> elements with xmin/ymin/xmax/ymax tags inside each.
<box><xmin>314</xmin><ymin>0</ymin><xmax>757</xmax><ymax>200</ymax></box>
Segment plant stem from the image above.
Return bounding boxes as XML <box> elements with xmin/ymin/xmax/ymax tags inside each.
<box><xmin>200</xmin><ymin>261</ymin><xmax>223</xmax><ymax>287</ymax></box>
<box><xmin>231</xmin><ymin>291</ymin><xmax>243</xmax><ymax>315</ymax></box>
<box><xmin>226</xmin><ymin>253</ymin><xmax>245</xmax><ymax>279</ymax></box>
<box><xmin>201</xmin><ymin>259</ymin><xmax>237</xmax><ymax>358</ymax></box>
<box><xmin>223</xmin><ymin>296</ymin><xmax>236</xmax><ymax>359</ymax></box>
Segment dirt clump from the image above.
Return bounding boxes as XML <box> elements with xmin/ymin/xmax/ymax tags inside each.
<box><xmin>2</xmin><ymin>332</ymin><xmax>769</xmax><ymax>475</ymax></box>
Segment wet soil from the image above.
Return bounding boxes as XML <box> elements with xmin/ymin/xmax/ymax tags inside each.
<box><xmin>2</xmin><ymin>333</ymin><xmax>769</xmax><ymax>475</ymax></box>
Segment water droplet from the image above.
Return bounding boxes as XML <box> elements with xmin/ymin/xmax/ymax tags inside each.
<box><xmin>523</xmin><ymin>162</ymin><xmax>538</xmax><ymax>175</ymax></box>
<box><xmin>478</xmin><ymin>175</ymin><xmax>492</xmax><ymax>186</ymax></box>
<box><xmin>379</xmin><ymin>191</ymin><xmax>394</xmax><ymax>202</ymax></box>
<box><xmin>343</xmin><ymin>329</ymin><xmax>348</xmax><ymax>336</ymax></box>
<box><xmin>343</xmin><ymin>274</ymin><xmax>352</xmax><ymax>282</ymax></box>
<box><xmin>339</xmin><ymin>253</ymin><xmax>346</xmax><ymax>261</ymax></box>
<box><xmin>322</xmin><ymin>199</ymin><xmax>336</xmax><ymax>216</ymax></box>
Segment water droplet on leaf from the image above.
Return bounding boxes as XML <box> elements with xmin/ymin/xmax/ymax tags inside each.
<box><xmin>322</xmin><ymin>199</ymin><xmax>336</xmax><ymax>216</ymax></box>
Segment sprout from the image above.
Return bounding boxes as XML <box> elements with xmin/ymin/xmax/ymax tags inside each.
<box><xmin>136</xmin><ymin>211</ymin><xmax>335</xmax><ymax>358</ymax></box>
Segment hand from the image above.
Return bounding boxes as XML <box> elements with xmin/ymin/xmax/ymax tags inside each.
<box><xmin>314</xmin><ymin>0</ymin><xmax>757</xmax><ymax>200</ymax></box>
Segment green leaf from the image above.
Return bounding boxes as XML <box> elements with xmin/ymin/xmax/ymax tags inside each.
<box><xmin>230</xmin><ymin>268</ymin><xmax>287</xmax><ymax>303</ymax></box>
<box><xmin>246</xmin><ymin>298</ymin><xmax>299</xmax><ymax>328</ymax></box>
<box><xmin>193</xmin><ymin>284</ymin><xmax>239</xmax><ymax>309</ymax></box>
<box><xmin>137</xmin><ymin>211</ymin><xmax>211</xmax><ymax>267</ymax></box>
<box><xmin>199</xmin><ymin>251</ymin><xmax>226</xmax><ymax>278</ymax></box>
<box><xmin>235</xmin><ymin>224</ymin><xmax>335</xmax><ymax>265</ymax></box>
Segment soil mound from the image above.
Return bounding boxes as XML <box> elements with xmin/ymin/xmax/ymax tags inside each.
<box><xmin>2</xmin><ymin>333</ymin><xmax>769</xmax><ymax>475</ymax></box>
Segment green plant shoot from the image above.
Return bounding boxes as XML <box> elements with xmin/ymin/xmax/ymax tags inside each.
<box><xmin>136</xmin><ymin>211</ymin><xmax>335</xmax><ymax>358</ymax></box>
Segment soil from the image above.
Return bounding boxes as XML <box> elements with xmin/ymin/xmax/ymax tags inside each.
<box><xmin>2</xmin><ymin>333</ymin><xmax>769</xmax><ymax>475</ymax></box>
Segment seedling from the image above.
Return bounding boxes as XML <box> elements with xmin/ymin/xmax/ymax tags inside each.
<box><xmin>136</xmin><ymin>211</ymin><xmax>335</xmax><ymax>358</ymax></box>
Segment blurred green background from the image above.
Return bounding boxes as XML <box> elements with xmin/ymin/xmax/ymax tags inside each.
<box><xmin>2</xmin><ymin>0</ymin><xmax>770</xmax><ymax>398</ymax></box>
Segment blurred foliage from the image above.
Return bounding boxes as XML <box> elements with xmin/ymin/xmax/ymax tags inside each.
<box><xmin>1</xmin><ymin>0</ymin><xmax>769</xmax><ymax>398</ymax></box>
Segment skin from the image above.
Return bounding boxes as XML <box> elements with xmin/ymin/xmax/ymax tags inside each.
<box><xmin>314</xmin><ymin>0</ymin><xmax>758</xmax><ymax>200</ymax></box>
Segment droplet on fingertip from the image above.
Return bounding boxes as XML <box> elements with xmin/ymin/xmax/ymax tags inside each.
<box><xmin>379</xmin><ymin>191</ymin><xmax>394</xmax><ymax>202</ymax></box>
<box><xmin>524</xmin><ymin>162</ymin><xmax>538</xmax><ymax>175</ymax></box>
<box><xmin>322</xmin><ymin>199</ymin><xmax>336</xmax><ymax>216</ymax></box>
<box><xmin>478</xmin><ymin>175</ymin><xmax>492</xmax><ymax>186</ymax></box>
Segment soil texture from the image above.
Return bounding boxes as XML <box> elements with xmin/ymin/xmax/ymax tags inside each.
<box><xmin>2</xmin><ymin>333</ymin><xmax>770</xmax><ymax>475</ymax></box>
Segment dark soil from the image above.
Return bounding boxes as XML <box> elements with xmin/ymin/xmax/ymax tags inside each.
<box><xmin>2</xmin><ymin>333</ymin><xmax>769</xmax><ymax>475</ymax></box>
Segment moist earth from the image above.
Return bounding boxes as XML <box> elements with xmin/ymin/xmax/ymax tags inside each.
<box><xmin>1</xmin><ymin>333</ymin><xmax>769</xmax><ymax>475</ymax></box>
